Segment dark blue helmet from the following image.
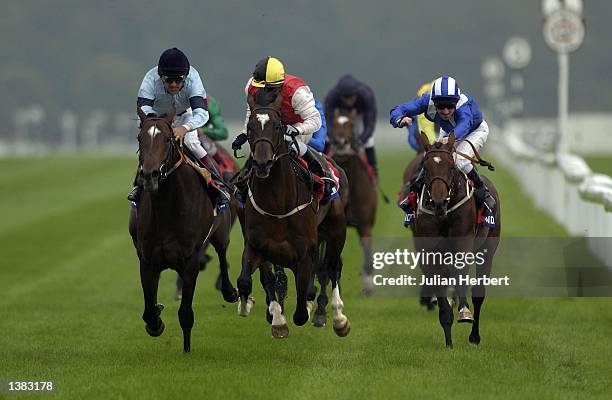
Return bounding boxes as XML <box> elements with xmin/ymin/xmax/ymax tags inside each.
<box><xmin>158</xmin><ymin>48</ymin><xmax>190</xmax><ymax>77</ymax></box>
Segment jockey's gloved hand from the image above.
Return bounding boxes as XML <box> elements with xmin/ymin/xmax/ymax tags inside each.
<box><xmin>232</xmin><ymin>133</ymin><xmax>248</xmax><ymax>150</ymax></box>
<box><xmin>285</xmin><ymin>124</ymin><xmax>300</xmax><ymax>137</ymax></box>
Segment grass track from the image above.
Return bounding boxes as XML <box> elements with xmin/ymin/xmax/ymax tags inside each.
<box><xmin>0</xmin><ymin>152</ymin><xmax>611</xmax><ymax>399</ymax></box>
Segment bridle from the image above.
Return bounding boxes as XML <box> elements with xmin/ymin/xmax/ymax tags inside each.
<box><xmin>248</xmin><ymin>106</ymin><xmax>292</xmax><ymax>167</ymax></box>
<box><xmin>422</xmin><ymin>147</ymin><xmax>458</xmax><ymax>203</ymax></box>
<box><xmin>138</xmin><ymin>118</ymin><xmax>185</xmax><ymax>182</ymax></box>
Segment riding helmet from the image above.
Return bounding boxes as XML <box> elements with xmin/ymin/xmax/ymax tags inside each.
<box><xmin>158</xmin><ymin>48</ymin><xmax>190</xmax><ymax>77</ymax></box>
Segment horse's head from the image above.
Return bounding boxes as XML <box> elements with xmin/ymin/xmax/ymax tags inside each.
<box><xmin>329</xmin><ymin>108</ymin><xmax>358</xmax><ymax>154</ymax></box>
<box><xmin>246</xmin><ymin>91</ymin><xmax>285</xmax><ymax>179</ymax></box>
<box><xmin>419</xmin><ymin>132</ymin><xmax>457</xmax><ymax>217</ymax></box>
<box><xmin>136</xmin><ymin>107</ymin><xmax>177</xmax><ymax>193</ymax></box>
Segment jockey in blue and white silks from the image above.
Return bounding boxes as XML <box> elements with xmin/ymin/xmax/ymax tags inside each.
<box><xmin>390</xmin><ymin>76</ymin><xmax>495</xmax><ymax>226</ymax></box>
<box><xmin>128</xmin><ymin>47</ymin><xmax>229</xmax><ymax>211</ymax></box>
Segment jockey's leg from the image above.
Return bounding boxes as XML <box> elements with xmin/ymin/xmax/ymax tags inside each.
<box><xmin>127</xmin><ymin>166</ymin><xmax>143</xmax><ymax>202</ymax></box>
<box><xmin>363</xmin><ymin>137</ymin><xmax>378</xmax><ymax>181</ymax></box>
<box><xmin>185</xmin><ymin>130</ymin><xmax>230</xmax><ymax>213</ymax></box>
<box><xmin>398</xmin><ymin>160</ymin><xmax>425</xmax><ymax>226</ymax></box>
<box><xmin>287</xmin><ymin>135</ymin><xmax>334</xmax><ymax>205</ymax></box>
<box><xmin>454</xmin><ymin>121</ymin><xmax>495</xmax><ymax>211</ymax></box>
<box><xmin>200</xmin><ymin>132</ymin><xmax>224</xmax><ymax>166</ymax></box>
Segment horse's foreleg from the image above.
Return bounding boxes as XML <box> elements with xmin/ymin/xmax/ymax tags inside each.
<box><xmin>140</xmin><ymin>261</ymin><xmax>164</xmax><ymax>337</ymax></box>
<box><xmin>293</xmin><ymin>248</ymin><xmax>315</xmax><ymax>327</ymax></box>
<box><xmin>330</xmin><ymin>257</ymin><xmax>350</xmax><ymax>337</ymax></box>
<box><xmin>470</xmin><ymin>253</ymin><xmax>493</xmax><ymax>346</ymax></box>
<box><xmin>237</xmin><ymin>245</ymin><xmax>257</xmax><ymax>317</ymax></box>
<box><xmin>313</xmin><ymin>257</ymin><xmax>329</xmax><ymax>328</ymax></box>
<box><xmin>260</xmin><ymin>263</ymin><xmax>288</xmax><ymax>339</ymax></box>
<box><xmin>214</xmin><ymin>243</ymin><xmax>238</xmax><ymax>303</ymax></box>
<box><xmin>434</xmin><ymin>284</ymin><xmax>454</xmax><ymax>348</ymax></box>
<box><xmin>259</xmin><ymin>262</ymin><xmax>276</xmax><ymax>324</ymax></box>
<box><xmin>274</xmin><ymin>265</ymin><xmax>288</xmax><ymax>311</ymax></box>
<box><xmin>178</xmin><ymin>254</ymin><xmax>200</xmax><ymax>353</ymax></box>
<box><xmin>358</xmin><ymin>227</ymin><xmax>374</xmax><ymax>296</ymax></box>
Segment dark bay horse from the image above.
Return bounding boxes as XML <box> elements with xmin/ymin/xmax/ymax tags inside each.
<box><xmin>327</xmin><ymin>109</ymin><xmax>378</xmax><ymax>296</ymax></box>
<box><xmin>413</xmin><ymin>132</ymin><xmax>501</xmax><ymax>348</ymax></box>
<box><xmin>128</xmin><ymin>108</ymin><xmax>237</xmax><ymax>352</ymax></box>
<box><xmin>175</xmin><ymin>140</ymin><xmax>240</xmax><ymax>300</ymax></box>
<box><xmin>236</xmin><ymin>92</ymin><xmax>351</xmax><ymax>339</ymax></box>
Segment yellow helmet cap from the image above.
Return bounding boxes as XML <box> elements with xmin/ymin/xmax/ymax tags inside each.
<box><xmin>417</xmin><ymin>81</ymin><xmax>434</xmax><ymax>97</ymax></box>
<box><xmin>252</xmin><ymin>57</ymin><xmax>285</xmax><ymax>88</ymax></box>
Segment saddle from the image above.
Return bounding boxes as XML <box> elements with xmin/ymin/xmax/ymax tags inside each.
<box><xmin>296</xmin><ymin>149</ymin><xmax>341</xmax><ymax>204</ymax></box>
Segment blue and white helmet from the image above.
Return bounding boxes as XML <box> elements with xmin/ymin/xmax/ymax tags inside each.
<box><xmin>431</xmin><ymin>76</ymin><xmax>461</xmax><ymax>101</ymax></box>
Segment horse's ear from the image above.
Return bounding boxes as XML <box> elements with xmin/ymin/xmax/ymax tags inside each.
<box><xmin>247</xmin><ymin>94</ymin><xmax>256</xmax><ymax>110</ymax></box>
<box><xmin>137</xmin><ymin>107</ymin><xmax>147</xmax><ymax>124</ymax></box>
<box><xmin>418</xmin><ymin>132</ymin><xmax>431</xmax><ymax>151</ymax></box>
<box><xmin>164</xmin><ymin>106</ymin><xmax>175</xmax><ymax>124</ymax></box>
<box><xmin>447</xmin><ymin>132</ymin><xmax>456</xmax><ymax>147</ymax></box>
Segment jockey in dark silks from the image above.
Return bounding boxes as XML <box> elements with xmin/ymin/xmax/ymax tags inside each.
<box><xmin>324</xmin><ymin>74</ymin><xmax>378</xmax><ymax>180</ymax></box>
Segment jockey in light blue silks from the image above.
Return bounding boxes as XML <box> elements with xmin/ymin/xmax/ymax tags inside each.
<box><xmin>127</xmin><ymin>47</ymin><xmax>230</xmax><ymax>212</ymax></box>
<box><xmin>390</xmin><ymin>76</ymin><xmax>496</xmax><ymax>226</ymax></box>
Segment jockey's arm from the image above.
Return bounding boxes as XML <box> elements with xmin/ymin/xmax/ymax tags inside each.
<box><xmin>451</xmin><ymin>107</ymin><xmax>472</xmax><ymax>139</ymax></box>
<box><xmin>389</xmin><ymin>94</ymin><xmax>429</xmax><ymax>128</ymax></box>
<box><xmin>181</xmin><ymin>69</ymin><xmax>209</xmax><ymax>131</ymax></box>
<box><xmin>291</xmin><ymin>86</ymin><xmax>322</xmax><ymax>136</ymax></box>
<box><xmin>137</xmin><ymin>70</ymin><xmax>156</xmax><ymax>116</ymax></box>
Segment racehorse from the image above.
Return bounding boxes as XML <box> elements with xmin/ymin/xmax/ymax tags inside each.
<box><xmin>413</xmin><ymin>132</ymin><xmax>501</xmax><ymax>348</ymax></box>
<box><xmin>128</xmin><ymin>108</ymin><xmax>238</xmax><ymax>352</ymax></box>
<box><xmin>326</xmin><ymin>109</ymin><xmax>378</xmax><ymax>296</ymax></box>
<box><xmin>174</xmin><ymin>140</ymin><xmax>240</xmax><ymax>300</ymax></box>
<box><xmin>235</xmin><ymin>91</ymin><xmax>351</xmax><ymax>339</ymax></box>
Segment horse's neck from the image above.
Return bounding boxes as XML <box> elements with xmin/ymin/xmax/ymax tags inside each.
<box><xmin>451</xmin><ymin>170</ymin><xmax>469</xmax><ymax>203</ymax></box>
<box><xmin>251</xmin><ymin>157</ymin><xmax>302</xmax><ymax>206</ymax></box>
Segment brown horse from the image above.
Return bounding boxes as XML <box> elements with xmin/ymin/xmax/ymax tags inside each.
<box><xmin>413</xmin><ymin>132</ymin><xmax>501</xmax><ymax>348</ymax></box>
<box><xmin>128</xmin><ymin>108</ymin><xmax>237</xmax><ymax>352</ymax></box>
<box><xmin>236</xmin><ymin>91</ymin><xmax>351</xmax><ymax>339</ymax></box>
<box><xmin>174</xmin><ymin>140</ymin><xmax>240</xmax><ymax>300</ymax></box>
<box><xmin>327</xmin><ymin>108</ymin><xmax>378</xmax><ymax>296</ymax></box>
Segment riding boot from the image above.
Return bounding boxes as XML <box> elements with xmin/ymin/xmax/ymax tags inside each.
<box><xmin>365</xmin><ymin>146</ymin><xmax>379</xmax><ymax>181</ymax></box>
<box><xmin>302</xmin><ymin>150</ymin><xmax>334</xmax><ymax>205</ymax></box>
<box><xmin>398</xmin><ymin>167</ymin><xmax>424</xmax><ymax>227</ymax></box>
<box><xmin>127</xmin><ymin>167</ymin><xmax>142</xmax><ymax>203</ymax></box>
<box><xmin>233</xmin><ymin>158</ymin><xmax>251</xmax><ymax>205</ymax></box>
<box><xmin>200</xmin><ymin>155</ymin><xmax>230</xmax><ymax>213</ymax></box>
<box><xmin>466</xmin><ymin>168</ymin><xmax>496</xmax><ymax>211</ymax></box>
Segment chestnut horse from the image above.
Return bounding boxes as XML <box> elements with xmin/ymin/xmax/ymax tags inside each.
<box><xmin>413</xmin><ymin>132</ymin><xmax>501</xmax><ymax>348</ymax></box>
<box><xmin>327</xmin><ymin>109</ymin><xmax>378</xmax><ymax>296</ymax></box>
<box><xmin>128</xmin><ymin>109</ymin><xmax>237</xmax><ymax>352</ymax></box>
<box><xmin>236</xmin><ymin>91</ymin><xmax>351</xmax><ymax>339</ymax></box>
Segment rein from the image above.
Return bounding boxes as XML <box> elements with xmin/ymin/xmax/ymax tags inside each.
<box><xmin>139</xmin><ymin>118</ymin><xmax>185</xmax><ymax>182</ymax></box>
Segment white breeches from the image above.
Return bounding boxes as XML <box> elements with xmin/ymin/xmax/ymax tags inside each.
<box><xmin>441</xmin><ymin>120</ymin><xmax>489</xmax><ymax>174</ymax></box>
<box><xmin>173</xmin><ymin>108</ymin><xmax>207</xmax><ymax>159</ymax></box>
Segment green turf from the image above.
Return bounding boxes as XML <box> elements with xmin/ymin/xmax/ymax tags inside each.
<box><xmin>0</xmin><ymin>152</ymin><xmax>610</xmax><ymax>400</ymax></box>
<box><xmin>585</xmin><ymin>156</ymin><xmax>612</xmax><ymax>177</ymax></box>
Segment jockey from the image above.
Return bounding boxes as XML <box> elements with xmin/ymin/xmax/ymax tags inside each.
<box><xmin>127</xmin><ymin>47</ymin><xmax>230</xmax><ymax>212</ymax></box>
<box><xmin>232</xmin><ymin>56</ymin><xmax>335</xmax><ymax>205</ymax></box>
<box><xmin>197</xmin><ymin>95</ymin><xmax>233</xmax><ymax>180</ymax></box>
<box><xmin>390</xmin><ymin>76</ymin><xmax>496</xmax><ymax>226</ymax></box>
<box><xmin>407</xmin><ymin>81</ymin><xmax>438</xmax><ymax>151</ymax></box>
<box><xmin>324</xmin><ymin>74</ymin><xmax>378</xmax><ymax>179</ymax></box>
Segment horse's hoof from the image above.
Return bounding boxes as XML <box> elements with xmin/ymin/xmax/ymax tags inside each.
<box><xmin>458</xmin><ymin>306</ymin><xmax>474</xmax><ymax>323</ymax></box>
<box><xmin>271</xmin><ymin>324</ymin><xmax>289</xmax><ymax>339</ymax></box>
<box><xmin>293</xmin><ymin>311</ymin><xmax>309</xmax><ymax>326</ymax></box>
<box><xmin>446</xmin><ymin>342</ymin><xmax>453</xmax><ymax>349</ymax></box>
<box><xmin>237</xmin><ymin>296</ymin><xmax>255</xmax><ymax>317</ymax></box>
<box><xmin>361</xmin><ymin>274</ymin><xmax>374</xmax><ymax>296</ymax></box>
<box><xmin>312</xmin><ymin>313</ymin><xmax>326</xmax><ymax>328</ymax></box>
<box><xmin>469</xmin><ymin>334</ymin><xmax>481</xmax><ymax>346</ymax></box>
<box><xmin>145</xmin><ymin>320</ymin><xmax>165</xmax><ymax>337</ymax></box>
<box><xmin>333</xmin><ymin>319</ymin><xmax>351</xmax><ymax>337</ymax></box>
<box><xmin>223</xmin><ymin>288</ymin><xmax>239</xmax><ymax>303</ymax></box>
